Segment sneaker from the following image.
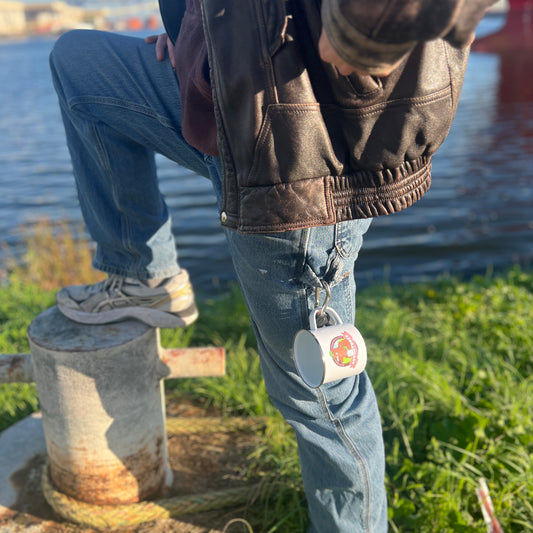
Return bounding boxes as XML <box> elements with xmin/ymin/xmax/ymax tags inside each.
<box><xmin>56</xmin><ymin>270</ymin><xmax>198</xmax><ymax>328</ymax></box>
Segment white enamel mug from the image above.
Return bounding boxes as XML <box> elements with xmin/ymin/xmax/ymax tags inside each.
<box><xmin>293</xmin><ymin>307</ymin><xmax>367</xmax><ymax>388</ymax></box>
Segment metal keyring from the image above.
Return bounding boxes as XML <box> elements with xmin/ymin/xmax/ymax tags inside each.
<box><xmin>315</xmin><ymin>280</ymin><xmax>331</xmax><ymax>317</ymax></box>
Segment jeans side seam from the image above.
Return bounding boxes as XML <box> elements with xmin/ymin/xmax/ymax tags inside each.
<box><xmin>87</xmin><ymin>120</ymin><xmax>137</xmax><ymax>260</ymax></box>
<box><xmin>317</xmin><ymin>387</ymin><xmax>372</xmax><ymax>533</ymax></box>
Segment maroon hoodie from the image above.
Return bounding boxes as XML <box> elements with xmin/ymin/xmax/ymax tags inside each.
<box><xmin>174</xmin><ymin>0</ymin><xmax>218</xmax><ymax>156</ymax></box>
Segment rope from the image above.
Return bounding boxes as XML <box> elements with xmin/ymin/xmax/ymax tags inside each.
<box><xmin>42</xmin><ymin>466</ymin><xmax>260</xmax><ymax>529</ymax></box>
<box><xmin>222</xmin><ymin>518</ymin><xmax>254</xmax><ymax>532</ymax></box>
<box><xmin>41</xmin><ymin>416</ymin><xmax>266</xmax><ymax>530</ymax></box>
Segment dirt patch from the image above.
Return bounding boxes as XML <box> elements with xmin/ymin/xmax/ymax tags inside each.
<box><xmin>0</xmin><ymin>399</ymin><xmax>262</xmax><ymax>533</ymax></box>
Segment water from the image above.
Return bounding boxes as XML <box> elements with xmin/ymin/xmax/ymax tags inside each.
<box><xmin>0</xmin><ymin>15</ymin><xmax>532</xmax><ymax>295</ymax></box>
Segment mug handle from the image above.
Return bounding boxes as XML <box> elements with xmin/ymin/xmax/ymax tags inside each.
<box><xmin>309</xmin><ymin>307</ymin><xmax>343</xmax><ymax>331</ymax></box>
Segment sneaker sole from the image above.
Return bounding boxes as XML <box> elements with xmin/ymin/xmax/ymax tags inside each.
<box><xmin>57</xmin><ymin>302</ymin><xmax>199</xmax><ymax>329</ymax></box>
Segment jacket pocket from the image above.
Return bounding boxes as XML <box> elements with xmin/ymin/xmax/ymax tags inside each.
<box><xmin>245</xmin><ymin>82</ymin><xmax>453</xmax><ymax>188</ymax></box>
<box><xmin>246</xmin><ymin>103</ymin><xmax>340</xmax><ymax>187</ymax></box>
<box><xmin>322</xmin><ymin>84</ymin><xmax>454</xmax><ymax>171</ymax></box>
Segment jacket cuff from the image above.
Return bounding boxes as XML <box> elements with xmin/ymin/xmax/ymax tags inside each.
<box><xmin>321</xmin><ymin>0</ymin><xmax>416</xmax><ymax>75</ymax></box>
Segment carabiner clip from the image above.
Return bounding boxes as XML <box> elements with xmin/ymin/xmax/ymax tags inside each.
<box><xmin>315</xmin><ymin>280</ymin><xmax>331</xmax><ymax>317</ymax></box>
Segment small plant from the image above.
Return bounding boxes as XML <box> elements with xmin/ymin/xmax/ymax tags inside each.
<box><xmin>3</xmin><ymin>217</ymin><xmax>104</xmax><ymax>290</ymax></box>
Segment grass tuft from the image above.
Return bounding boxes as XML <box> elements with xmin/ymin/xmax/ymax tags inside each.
<box><xmin>3</xmin><ymin>217</ymin><xmax>105</xmax><ymax>290</ymax></box>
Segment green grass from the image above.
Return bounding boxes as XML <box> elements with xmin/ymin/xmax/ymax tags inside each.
<box><xmin>360</xmin><ymin>269</ymin><xmax>533</xmax><ymax>532</ymax></box>
<box><xmin>0</xmin><ymin>277</ymin><xmax>54</xmax><ymax>430</ymax></box>
<box><xmin>1</xmin><ymin>262</ymin><xmax>532</xmax><ymax>532</ymax></box>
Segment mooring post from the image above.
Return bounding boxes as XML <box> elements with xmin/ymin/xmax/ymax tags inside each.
<box><xmin>24</xmin><ymin>305</ymin><xmax>225</xmax><ymax>506</ymax></box>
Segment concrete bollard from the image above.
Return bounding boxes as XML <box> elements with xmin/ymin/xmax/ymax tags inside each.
<box><xmin>26</xmin><ymin>305</ymin><xmax>225</xmax><ymax>506</ymax></box>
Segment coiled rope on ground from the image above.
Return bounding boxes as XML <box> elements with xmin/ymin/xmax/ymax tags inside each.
<box><xmin>41</xmin><ymin>416</ymin><xmax>269</xmax><ymax>530</ymax></box>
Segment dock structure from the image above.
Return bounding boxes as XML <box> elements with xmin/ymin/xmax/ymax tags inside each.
<box><xmin>0</xmin><ymin>0</ymin><xmax>161</xmax><ymax>37</ymax></box>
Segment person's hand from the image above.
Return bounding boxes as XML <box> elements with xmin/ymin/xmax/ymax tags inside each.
<box><xmin>318</xmin><ymin>28</ymin><xmax>392</xmax><ymax>77</ymax></box>
<box><xmin>145</xmin><ymin>33</ymin><xmax>176</xmax><ymax>69</ymax></box>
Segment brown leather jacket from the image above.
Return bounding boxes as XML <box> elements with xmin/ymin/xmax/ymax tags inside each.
<box><xmin>160</xmin><ymin>0</ymin><xmax>494</xmax><ymax>234</ymax></box>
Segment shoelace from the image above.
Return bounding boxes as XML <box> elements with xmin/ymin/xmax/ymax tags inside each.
<box><xmin>94</xmin><ymin>275</ymin><xmax>129</xmax><ymax>296</ymax></box>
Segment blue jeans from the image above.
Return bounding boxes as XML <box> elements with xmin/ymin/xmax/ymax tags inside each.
<box><xmin>50</xmin><ymin>30</ymin><xmax>387</xmax><ymax>532</ymax></box>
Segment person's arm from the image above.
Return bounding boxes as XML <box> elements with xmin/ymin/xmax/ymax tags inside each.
<box><xmin>319</xmin><ymin>0</ymin><xmax>496</xmax><ymax>76</ymax></box>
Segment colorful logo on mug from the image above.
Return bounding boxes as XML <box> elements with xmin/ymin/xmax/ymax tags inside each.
<box><xmin>329</xmin><ymin>332</ymin><xmax>358</xmax><ymax>368</ymax></box>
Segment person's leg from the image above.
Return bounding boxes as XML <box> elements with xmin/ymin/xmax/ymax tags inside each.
<box><xmin>49</xmin><ymin>29</ymin><xmax>208</xmax><ymax>280</ymax></box>
<box><xmin>206</xmin><ymin>157</ymin><xmax>388</xmax><ymax>532</ymax></box>
<box><xmin>49</xmin><ymin>30</ymin><xmax>210</xmax><ymax>327</ymax></box>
